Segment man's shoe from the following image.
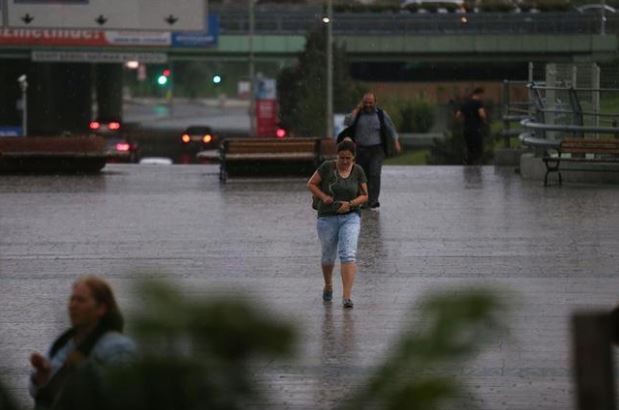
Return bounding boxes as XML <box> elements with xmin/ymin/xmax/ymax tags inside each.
<box><xmin>322</xmin><ymin>289</ymin><xmax>333</xmax><ymax>302</ymax></box>
<box><xmin>370</xmin><ymin>202</ymin><xmax>380</xmax><ymax>209</ymax></box>
<box><xmin>343</xmin><ymin>298</ymin><xmax>354</xmax><ymax>309</ymax></box>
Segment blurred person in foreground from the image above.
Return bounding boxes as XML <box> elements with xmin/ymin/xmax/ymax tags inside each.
<box><xmin>308</xmin><ymin>139</ymin><xmax>368</xmax><ymax>308</ymax></box>
<box><xmin>455</xmin><ymin>87</ymin><xmax>487</xmax><ymax>165</ymax></box>
<box><xmin>29</xmin><ymin>275</ymin><xmax>136</xmax><ymax>409</ymax></box>
<box><xmin>337</xmin><ymin>92</ymin><xmax>401</xmax><ymax>210</ymax></box>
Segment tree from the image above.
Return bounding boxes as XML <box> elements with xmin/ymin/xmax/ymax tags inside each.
<box><xmin>277</xmin><ymin>28</ymin><xmax>363</xmax><ymax>137</ymax></box>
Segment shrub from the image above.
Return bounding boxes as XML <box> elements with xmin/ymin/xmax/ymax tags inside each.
<box><xmin>385</xmin><ymin>100</ymin><xmax>436</xmax><ymax>133</ymax></box>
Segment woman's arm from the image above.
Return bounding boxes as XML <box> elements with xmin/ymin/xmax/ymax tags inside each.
<box><xmin>336</xmin><ymin>182</ymin><xmax>369</xmax><ymax>213</ymax></box>
<box><xmin>352</xmin><ymin>183</ymin><xmax>369</xmax><ymax>207</ymax></box>
<box><xmin>307</xmin><ymin>171</ymin><xmax>333</xmax><ymax>205</ymax></box>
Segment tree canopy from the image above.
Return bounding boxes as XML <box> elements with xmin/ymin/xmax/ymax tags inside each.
<box><xmin>277</xmin><ymin>28</ymin><xmax>363</xmax><ymax>137</ymax></box>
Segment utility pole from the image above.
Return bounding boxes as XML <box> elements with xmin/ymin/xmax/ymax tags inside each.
<box><xmin>248</xmin><ymin>0</ymin><xmax>256</xmax><ymax>137</ymax></box>
<box><xmin>325</xmin><ymin>0</ymin><xmax>333</xmax><ymax>139</ymax></box>
<box><xmin>17</xmin><ymin>75</ymin><xmax>28</xmax><ymax>136</ymax></box>
<box><xmin>601</xmin><ymin>0</ymin><xmax>607</xmax><ymax>35</ymax></box>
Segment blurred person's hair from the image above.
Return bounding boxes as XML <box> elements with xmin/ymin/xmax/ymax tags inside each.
<box><xmin>50</xmin><ymin>275</ymin><xmax>124</xmax><ymax>357</ymax></box>
<box><xmin>77</xmin><ymin>275</ymin><xmax>124</xmax><ymax>332</ymax></box>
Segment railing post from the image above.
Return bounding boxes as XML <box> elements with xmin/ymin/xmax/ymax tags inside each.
<box><xmin>572</xmin><ymin>311</ymin><xmax>616</xmax><ymax>410</ymax></box>
<box><xmin>567</xmin><ymin>87</ymin><xmax>584</xmax><ymax>138</ymax></box>
<box><xmin>502</xmin><ymin>80</ymin><xmax>510</xmax><ymax>148</ymax></box>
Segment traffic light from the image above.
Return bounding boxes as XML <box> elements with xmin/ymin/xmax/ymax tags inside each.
<box><xmin>212</xmin><ymin>74</ymin><xmax>222</xmax><ymax>84</ymax></box>
<box><xmin>157</xmin><ymin>68</ymin><xmax>171</xmax><ymax>87</ymax></box>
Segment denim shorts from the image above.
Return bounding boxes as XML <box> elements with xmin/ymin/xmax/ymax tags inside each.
<box><xmin>316</xmin><ymin>212</ymin><xmax>361</xmax><ymax>265</ymax></box>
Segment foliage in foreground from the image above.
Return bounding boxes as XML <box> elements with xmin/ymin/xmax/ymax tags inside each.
<box><xmin>1</xmin><ymin>280</ymin><xmax>507</xmax><ymax>410</ymax></box>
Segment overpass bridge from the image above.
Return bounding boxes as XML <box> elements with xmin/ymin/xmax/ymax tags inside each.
<box><xmin>1</xmin><ymin>9</ymin><xmax>617</xmax><ymax>63</ymax></box>
<box><xmin>174</xmin><ymin>8</ymin><xmax>619</xmax><ymax>64</ymax></box>
<box><xmin>1</xmin><ymin>7</ymin><xmax>618</xmax><ymax>135</ymax></box>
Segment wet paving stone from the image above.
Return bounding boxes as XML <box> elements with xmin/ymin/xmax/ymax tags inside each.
<box><xmin>1</xmin><ymin>164</ymin><xmax>618</xmax><ymax>409</ymax></box>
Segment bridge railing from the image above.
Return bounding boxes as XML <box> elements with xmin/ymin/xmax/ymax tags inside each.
<box><xmin>501</xmin><ymin>80</ymin><xmax>531</xmax><ymax>148</ymax></box>
<box><xmin>214</xmin><ymin>7</ymin><xmax>609</xmax><ymax>35</ymax></box>
<box><xmin>519</xmin><ymin>82</ymin><xmax>619</xmax><ymax>149</ymax></box>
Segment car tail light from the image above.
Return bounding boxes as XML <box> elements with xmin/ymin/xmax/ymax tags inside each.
<box><xmin>108</xmin><ymin>122</ymin><xmax>121</xmax><ymax>130</ymax></box>
<box><xmin>181</xmin><ymin>134</ymin><xmax>191</xmax><ymax>143</ymax></box>
<box><xmin>89</xmin><ymin>121</ymin><xmax>100</xmax><ymax>130</ymax></box>
<box><xmin>202</xmin><ymin>134</ymin><xmax>213</xmax><ymax>144</ymax></box>
<box><xmin>276</xmin><ymin>128</ymin><xmax>287</xmax><ymax>139</ymax></box>
<box><xmin>115</xmin><ymin>142</ymin><xmax>131</xmax><ymax>152</ymax></box>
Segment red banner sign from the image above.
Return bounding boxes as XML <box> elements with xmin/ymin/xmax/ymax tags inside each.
<box><xmin>256</xmin><ymin>99</ymin><xmax>278</xmax><ymax>138</ymax></box>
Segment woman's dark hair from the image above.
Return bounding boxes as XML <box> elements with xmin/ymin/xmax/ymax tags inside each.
<box><xmin>50</xmin><ymin>276</ymin><xmax>124</xmax><ymax>357</ymax></box>
<box><xmin>80</xmin><ymin>275</ymin><xmax>124</xmax><ymax>332</ymax></box>
<box><xmin>337</xmin><ymin>139</ymin><xmax>356</xmax><ymax>157</ymax></box>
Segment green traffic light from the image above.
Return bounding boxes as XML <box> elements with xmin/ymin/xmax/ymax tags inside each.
<box><xmin>157</xmin><ymin>75</ymin><xmax>168</xmax><ymax>86</ymax></box>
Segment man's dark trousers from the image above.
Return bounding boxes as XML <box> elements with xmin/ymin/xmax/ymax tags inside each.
<box><xmin>464</xmin><ymin>128</ymin><xmax>483</xmax><ymax>165</ymax></box>
<box><xmin>357</xmin><ymin>145</ymin><xmax>384</xmax><ymax>207</ymax></box>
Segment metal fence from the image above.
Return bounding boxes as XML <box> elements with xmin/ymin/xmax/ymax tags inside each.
<box><xmin>213</xmin><ymin>6</ymin><xmax>616</xmax><ymax>35</ymax></box>
<box><xmin>501</xmin><ymin>63</ymin><xmax>619</xmax><ymax>145</ymax></box>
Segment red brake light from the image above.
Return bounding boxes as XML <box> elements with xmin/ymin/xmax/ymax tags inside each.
<box><xmin>202</xmin><ymin>134</ymin><xmax>213</xmax><ymax>144</ymax></box>
<box><xmin>181</xmin><ymin>134</ymin><xmax>191</xmax><ymax>143</ymax></box>
<box><xmin>108</xmin><ymin>122</ymin><xmax>121</xmax><ymax>130</ymax></box>
<box><xmin>276</xmin><ymin>128</ymin><xmax>287</xmax><ymax>139</ymax></box>
<box><xmin>115</xmin><ymin>142</ymin><xmax>130</xmax><ymax>152</ymax></box>
<box><xmin>89</xmin><ymin>121</ymin><xmax>100</xmax><ymax>130</ymax></box>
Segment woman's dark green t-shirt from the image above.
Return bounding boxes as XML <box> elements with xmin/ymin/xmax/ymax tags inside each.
<box><xmin>316</xmin><ymin>160</ymin><xmax>367</xmax><ymax>217</ymax></box>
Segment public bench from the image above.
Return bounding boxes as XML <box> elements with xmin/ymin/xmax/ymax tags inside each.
<box><xmin>219</xmin><ymin>137</ymin><xmax>325</xmax><ymax>182</ymax></box>
<box><xmin>521</xmin><ymin>135</ymin><xmax>619</xmax><ymax>186</ymax></box>
<box><xmin>0</xmin><ymin>136</ymin><xmax>106</xmax><ymax>173</ymax></box>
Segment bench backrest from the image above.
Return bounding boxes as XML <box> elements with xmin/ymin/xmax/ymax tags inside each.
<box><xmin>0</xmin><ymin>136</ymin><xmax>105</xmax><ymax>153</ymax></box>
<box><xmin>223</xmin><ymin>138</ymin><xmax>320</xmax><ymax>155</ymax></box>
<box><xmin>560</xmin><ymin>139</ymin><xmax>619</xmax><ymax>155</ymax></box>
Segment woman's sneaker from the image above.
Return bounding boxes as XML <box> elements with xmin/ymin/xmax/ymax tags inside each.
<box><xmin>322</xmin><ymin>289</ymin><xmax>333</xmax><ymax>302</ymax></box>
<box><xmin>343</xmin><ymin>298</ymin><xmax>354</xmax><ymax>309</ymax></box>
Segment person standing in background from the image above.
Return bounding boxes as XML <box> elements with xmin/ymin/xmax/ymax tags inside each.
<box><xmin>456</xmin><ymin>87</ymin><xmax>487</xmax><ymax>165</ymax></box>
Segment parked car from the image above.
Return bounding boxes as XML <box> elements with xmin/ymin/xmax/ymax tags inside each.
<box><xmin>88</xmin><ymin>117</ymin><xmax>140</xmax><ymax>163</ymax></box>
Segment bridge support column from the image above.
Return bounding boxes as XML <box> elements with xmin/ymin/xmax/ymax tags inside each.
<box><xmin>28</xmin><ymin>63</ymin><xmax>92</xmax><ymax>135</ymax></box>
<box><xmin>95</xmin><ymin>64</ymin><xmax>123</xmax><ymax>120</ymax></box>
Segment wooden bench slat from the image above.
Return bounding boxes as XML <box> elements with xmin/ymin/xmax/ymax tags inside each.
<box><xmin>560</xmin><ymin>139</ymin><xmax>619</xmax><ymax>155</ymax></box>
<box><xmin>225</xmin><ymin>153</ymin><xmax>317</xmax><ymax>160</ymax></box>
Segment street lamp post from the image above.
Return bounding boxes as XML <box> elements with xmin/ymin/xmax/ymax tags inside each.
<box><xmin>325</xmin><ymin>0</ymin><xmax>333</xmax><ymax>140</ymax></box>
<box><xmin>17</xmin><ymin>74</ymin><xmax>28</xmax><ymax>136</ymax></box>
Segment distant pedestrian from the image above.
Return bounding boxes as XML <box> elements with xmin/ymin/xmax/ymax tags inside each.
<box><xmin>337</xmin><ymin>92</ymin><xmax>401</xmax><ymax>210</ymax></box>
<box><xmin>307</xmin><ymin>139</ymin><xmax>368</xmax><ymax>308</ymax></box>
<box><xmin>456</xmin><ymin>87</ymin><xmax>487</xmax><ymax>165</ymax></box>
<box><xmin>29</xmin><ymin>275</ymin><xmax>136</xmax><ymax>410</ymax></box>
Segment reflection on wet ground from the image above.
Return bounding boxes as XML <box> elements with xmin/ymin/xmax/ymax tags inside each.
<box><xmin>1</xmin><ymin>164</ymin><xmax>618</xmax><ymax>409</ymax></box>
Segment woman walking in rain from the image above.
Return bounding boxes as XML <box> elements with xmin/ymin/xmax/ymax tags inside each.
<box><xmin>307</xmin><ymin>139</ymin><xmax>368</xmax><ymax>308</ymax></box>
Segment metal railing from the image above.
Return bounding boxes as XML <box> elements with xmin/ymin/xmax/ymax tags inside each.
<box><xmin>520</xmin><ymin>83</ymin><xmax>619</xmax><ymax>144</ymax></box>
<box><xmin>501</xmin><ymin>80</ymin><xmax>531</xmax><ymax>148</ymax></box>
<box><xmin>212</xmin><ymin>6</ymin><xmax>616</xmax><ymax>36</ymax></box>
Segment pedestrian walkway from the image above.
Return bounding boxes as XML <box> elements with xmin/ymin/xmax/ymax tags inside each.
<box><xmin>0</xmin><ymin>164</ymin><xmax>618</xmax><ymax>409</ymax></box>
